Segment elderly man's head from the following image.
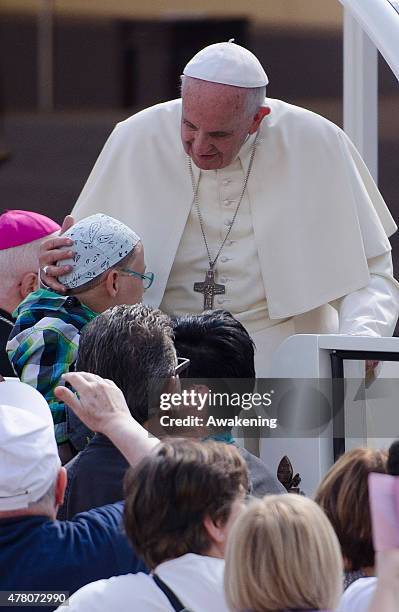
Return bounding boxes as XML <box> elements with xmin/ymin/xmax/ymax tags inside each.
<box><xmin>181</xmin><ymin>78</ymin><xmax>268</xmax><ymax>170</ymax></box>
<box><xmin>0</xmin><ymin>379</ymin><xmax>66</xmax><ymax>519</ymax></box>
<box><xmin>181</xmin><ymin>41</ymin><xmax>270</xmax><ymax>170</ymax></box>
<box><xmin>76</xmin><ymin>303</ymin><xmax>177</xmax><ymax>425</ymax></box>
<box><xmin>0</xmin><ymin>210</ymin><xmax>60</xmax><ymax>313</ymax></box>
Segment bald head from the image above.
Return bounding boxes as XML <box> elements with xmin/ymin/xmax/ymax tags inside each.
<box><xmin>181</xmin><ymin>77</ymin><xmax>269</xmax><ymax>170</ymax></box>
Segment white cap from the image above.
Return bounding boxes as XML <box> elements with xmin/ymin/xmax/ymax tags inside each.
<box><xmin>0</xmin><ymin>380</ymin><xmax>61</xmax><ymax>511</ymax></box>
<box><xmin>58</xmin><ymin>213</ymin><xmax>141</xmax><ymax>289</ymax></box>
<box><xmin>183</xmin><ymin>40</ymin><xmax>269</xmax><ymax>88</ymax></box>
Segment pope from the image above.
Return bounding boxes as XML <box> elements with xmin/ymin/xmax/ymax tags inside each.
<box><xmin>41</xmin><ymin>41</ymin><xmax>399</xmax><ymax>375</ymax></box>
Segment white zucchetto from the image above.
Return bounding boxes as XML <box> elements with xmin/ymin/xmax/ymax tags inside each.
<box><xmin>183</xmin><ymin>40</ymin><xmax>269</xmax><ymax>88</ymax></box>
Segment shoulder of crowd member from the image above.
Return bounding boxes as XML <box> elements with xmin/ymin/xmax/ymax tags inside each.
<box><xmin>11</xmin><ymin>290</ymin><xmax>93</xmax><ymax>332</ymax></box>
<box><xmin>10</xmin><ymin>288</ymin><xmax>66</xmax><ymax>321</ymax></box>
<box><xmin>7</xmin><ymin>293</ymin><xmax>86</xmax><ymax>360</ymax></box>
<box><xmin>58</xmin><ymin>437</ymin><xmax>128</xmax><ymax>520</ymax></box>
<box><xmin>0</xmin><ymin>503</ymin><xmax>146</xmax><ymax>596</ymax></box>
<box><xmin>57</xmin><ymin>502</ymin><xmax>146</xmax><ymax>575</ymax></box>
<box><xmin>6</xmin><ymin>319</ymin><xmax>80</xmax><ymax>418</ymax></box>
<box><xmin>238</xmin><ymin>447</ymin><xmax>285</xmax><ymax>496</ymax></box>
<box><xmin>9</xmin><ymin>319</ymin><xmax>81</xmax><ymax>354</ymax></box>
<box><xmin>337</xmin><ymin>576</ymin><xmax>377</xmax><ymax>612</ymax></box>
<box><xmin>6</xmin><ymin>299</ymin><xmax>87</xmax><ymax>385</ymax></box>
<box><xmin>58</xmin><ymin>573</ymin><xmax>166</xmax><ymax>612</ymax></box>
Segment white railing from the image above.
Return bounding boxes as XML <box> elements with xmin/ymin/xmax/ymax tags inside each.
<box><xmin>339</xmin><ymin>0</ymin><xmax>399</xmax><ymax>181</ymax></box>
<box><xmin>340</xmin><ymin>0</ymin><xmax>399</xmax><ymax>80</ymax></box>
<box><xmin>266</xmin><ymin>334</ymin><xmax>399</xmax><ymax>494</ymax></box>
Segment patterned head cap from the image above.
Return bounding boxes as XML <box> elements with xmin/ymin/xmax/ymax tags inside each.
<box><xmin>58</xmin><ymin>213</ymin><xmax>141</xmax><ymax>289</ymax></box>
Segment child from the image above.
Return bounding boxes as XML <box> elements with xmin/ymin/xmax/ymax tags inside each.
<box><xmin>7</xmin><ymin>214</ymin><xmax>153</xmax><ymax>460</ymax></box>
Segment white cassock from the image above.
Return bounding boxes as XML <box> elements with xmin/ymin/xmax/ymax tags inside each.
<box><xmin>72</xmin><ymin>98</ymin><xmax>399</xmax><ymax>376</ymax></box>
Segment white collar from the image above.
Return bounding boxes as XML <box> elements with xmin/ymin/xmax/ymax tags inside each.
<box><xmin>155</xmin><ymin>552</ymin><xmax>224</xmax><ymax>575</ymax></box>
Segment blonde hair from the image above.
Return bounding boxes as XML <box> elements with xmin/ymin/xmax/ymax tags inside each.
<box><xmin>225</xmin><ymin>495</ymin><xmax>343</xmax><ymax>612</ymax></box>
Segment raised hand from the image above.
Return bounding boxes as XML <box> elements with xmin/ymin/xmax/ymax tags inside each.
<box><xmin>55</xmin><ymin>371</ymin><xmax>159</xmax><ymax>465</ymax></box>
<box><xmin>55</xmin><ymin>371</ymin><xmax>130</xmax><ymax>434</ymax></box>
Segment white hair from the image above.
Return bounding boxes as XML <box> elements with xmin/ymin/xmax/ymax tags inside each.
<box><xmin>245</xmin><ymin>86</ymin><xmax>267</xmax><ymax>117</ymax></box>
<box><xmin>27</xmin><ymin>479</ymin><xmax>57</xmax><ymax>514</ymax></box>
<box><xmin>0</xmin><ymin>235</ymin><xmax>54</xmax><ymax>302</ymax></box>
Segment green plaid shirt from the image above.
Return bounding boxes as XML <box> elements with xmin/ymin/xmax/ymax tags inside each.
<box><xmin>7</xmin><ymin>289</ymin><xmax>97</xmax><ymax>444</ymax></box>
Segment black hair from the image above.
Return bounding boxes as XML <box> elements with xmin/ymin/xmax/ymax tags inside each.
<box><xmin>387</xmin><ymin>440</ymin><xmax>399</xmax><ymax>475</ymax></box>
<box><xmin>172</xmin><ymin>310</ymin><xmax>256</xmax><ymax>432</ymax></box>
<box><xmin>172</xmin><ymin>310</ymin><xmax>255</xmax><ymax>381</ymax></box>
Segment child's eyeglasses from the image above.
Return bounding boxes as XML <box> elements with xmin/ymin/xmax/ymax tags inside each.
<box><xmin>120</xmin><ymin>268</ymin><xmax>154</xmax><ymax>290</ymax></box>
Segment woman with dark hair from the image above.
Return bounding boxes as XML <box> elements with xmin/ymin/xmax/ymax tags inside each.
<box><xmin>338</xmin><ymin>442</ymin><xmax>399</xmax><ymax>612</ymax></box>
<box><xmin>315</xmin><ymin>447</ymin><xmax>387</xmax><ymax>591</ymax></box>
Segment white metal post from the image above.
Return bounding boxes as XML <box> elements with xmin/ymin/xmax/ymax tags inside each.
<box><xmin>343</xmin><ymin>7</ymin><xmax>378</xmax><ymax>182</ymax></box>
<box><xmin>37</xmin><ymin>0</ymin><xmax>55</xmax><ymax>111</ymax></box>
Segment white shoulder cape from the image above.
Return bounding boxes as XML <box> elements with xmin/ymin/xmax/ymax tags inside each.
<box><xmin>72</xmin><ymin>98</ymin><xmax>396</xmax><ymax>319</ymax></box>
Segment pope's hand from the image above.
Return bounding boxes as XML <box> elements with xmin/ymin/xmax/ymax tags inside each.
<box><xmin>39</xmin><ymin>214</ymin><xmax>75</xmax><ymax>293</ymax></box>
<box><xmin>365</xmin><ymin>359</ymin><xmax>380</xmax><ymax>386</ymax></box>
<box><xmin>55</xmin><ymin>371</ymin><xmax>130</xmax><ymax>434</ymax></box>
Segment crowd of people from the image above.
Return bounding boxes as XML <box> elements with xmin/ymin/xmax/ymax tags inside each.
<box><xmin>1</xmin><ymin>38</ymin><xmax>399</xmax><ymax>612</ymax></box>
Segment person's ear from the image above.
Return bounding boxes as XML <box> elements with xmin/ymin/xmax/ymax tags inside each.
<box><xmin>163</xmin><ymin>375</ymin><xmax>180</xmax><ymax>396</ymax></box>
<box><xmin>104</xmin><ymin>269</ymin><xmax>119</xmax><ymax>298</ymax></box>
<box><xmin>19</xmin><ymin>272</ymin><xmax>39</xmax><ymax>301</ymax></box>
<box><xmin>55</xmin><ymin>467</ymin><xmax>67</xmax><ymax>506</ymax></box>
<box><xmin>203</xmin><ymin>514</ymin><xmax>226</xmax><ymax>546</ymax></box>
<box><xmin>248</xmin><ymin>106</ymin><xmax>271</xmax><ymax>135</ymax></box>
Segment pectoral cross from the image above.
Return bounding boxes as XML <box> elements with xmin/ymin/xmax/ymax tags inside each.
<box><xmin>194</xmin><ymin>267</ymin><xmax>225</xmax><ymax>310</ymax></box>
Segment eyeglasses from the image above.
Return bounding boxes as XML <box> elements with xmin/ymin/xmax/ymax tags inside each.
<box><xmin>120</xmin><ymin>268</ymin><xmax>154</xmax><ymax>290</ymax></box>
<box><xmin>175</xmin><ymin>357</ymin><xmax>190</xmax><ymax>376</ymax></box>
